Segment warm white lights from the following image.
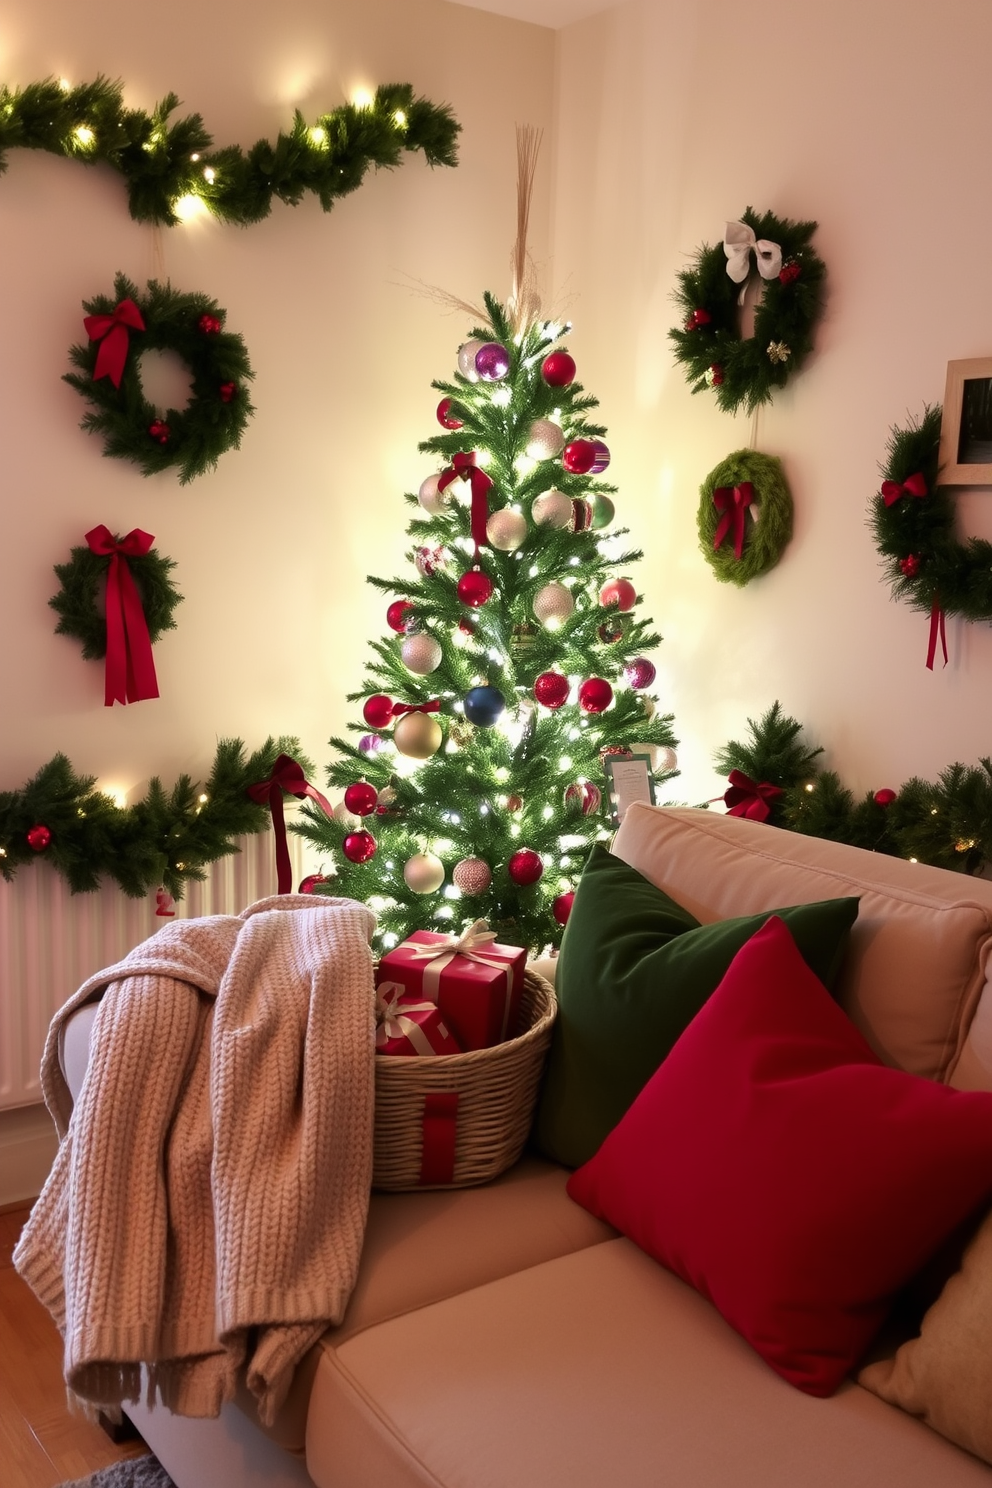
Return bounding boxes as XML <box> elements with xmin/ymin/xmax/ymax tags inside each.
<box><xmin>202</xmin><ymin>166</ymin><xmax>216</xmax><ymax>184</ymax></box>
<box><xmin>309</xmin><ymin>125</ymin><xmax>328</xmax><ymax>149</ymax></box>
<box><xmin>351</xmin><ymin>87</ymin><xmax>375</xmax><ymax>110</ymax></box>
<box><xmin>73</xmin><ymin>125</ymin><xmax>95</xmax><ymax>148</ymax></box>
<box><xmin>392</xmin><ymin>109</ymin><xmax>407</xmax><ymax>127</ymax></box>
<box><xmin>101</xmin><ymin>786</ymin><xmax>128</xmax><ymax>809</ymax></box>
<box><xmin>173</xmin><ymin>193</ymin><xmax>207</xmax><ymax>222</ymax></box>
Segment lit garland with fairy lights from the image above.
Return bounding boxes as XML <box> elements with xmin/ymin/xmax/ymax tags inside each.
<box><xmin>0</xmin><ymin>75</ymin><xmax>460</xmax><ymax>226</ymax></box>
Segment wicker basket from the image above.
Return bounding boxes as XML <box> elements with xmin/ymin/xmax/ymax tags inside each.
<box><xmin>372</xmin><ymin>968</ymin><xmax>557</xmax><ymax>1191</ymax></box>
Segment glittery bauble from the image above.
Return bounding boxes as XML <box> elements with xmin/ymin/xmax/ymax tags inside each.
<box><xmin>506</xmin><ymin>794</ymin><xmax>524</xmax><ymax>812</ymax></box>
<box><xmin>333</xmin><ymin>802</ymin><xmax>361</xmax><ymax>831</ymax></box>
<box><xmin>475</xmin><ymin>341</ymin><xmax>510</xmax><ymax>381</ymax></box>
<box><xmin>525</xmin><ymin>419</ymin><xmax>566</xmax><ymax>460</ymax></box>
<box><xmin>588</xmin><ymin>439</ymin><xmax>611</xmax><ymax>474</ymax></box>
<box><xmin>874</xmin><ymin>788</ymin><xmax>897</xmax><ymax>807</ymax></box>
<box><xmin>571</xmin><ymin>498</ymin><xmax>593</xmax><ymax>532</ymax></box>
<box><xmin>534</xmin><ymin>671</ymin><xmax>570</xmax><ymax>709</ymax></box>
<box><xmin>359</xmin><ymin>733</ymin><xmax>384</xmax><ymax>755</ymax></box>
<box><xmin>342</xmin><ymin>830</ymin><xmax>377</xmax><ymax>864</ymax></box>
<box><xmin>562</xmin><ymin>438</ymin><xmax>596</xmax><ymax>474</ymax></box>
<box><xmin>597</xmin><ymin>617</ymin><xmax>625</xmax><ymax>644</ymax></box>
<box><xmin>541</xmin><ymin>352</ymin><xmax>576</xmax><ymax>387</ymax></box>
<box><xmin>386</xmin><ymin>599</ymin><xmax>415</xmax><ymax>633</ymax></box>
<box><xmin>299</xmin><ymin>873</ymin><xmax>329</xmax><ymax>894</ymax></box>
<box><xmin>589</xmin><ymin>494</ymin><xmax>615</xmax><ymax>529</ymax></box>
<box><xmin>401</xmin><ymin>632</ymin><xmax>443</xmax><ymax>675</ymax></box>
<box><xmin>624</xmin><ymin>657</ymin><xmax>657</xmax><ymax>690</ymax></box>
<box><xmin>436</xmin><ymin>396</ymin><xmax>464</xmax><ymax>430</ymax></box>
<box><xmin>343</xmin><ymin>781</ymin><xmax>379</xmax><ymax>817</ymax></box>
<box><xmin>27</xmin><ymin>824</ymin><xmax>51</xmax><ymax>852</ymax></box>
<box><xmin>457</xmin><ymin>568</ymin><xmax>494</xmax><ymax>607</ymax></box>
<box><xmin>404</xmin><ymin>852</ymin><xmax>446</xmax><ymax>894</ymax></box>
<box><xmin>418</xmin><ymin>475</ymin><xmax>449</xmax><ymax>515</ymax></box>
<box><xmin>578</xmin><ymin>677</ymin><xmax>614</xmax><ymax>713</ymax></box>
<box><xmin>531</xmin><ymin>489</ymin><xmax>573</xmax><ymax>528</ymax></box>
<box><xmin>486</xmin><ymin>509</ymin><xmax>528</xmax><ymax>551</ymax></box>
<box><xmin>599</xmin><ymin>577</ymin><xmax>637</xmax><ymax>612</ymax></box>
<box><xmin>564</xmin><ymin>780</ymin><xmax>602</xmax><ymax>815</ymax></box>
<box><xmin>655</xmin><ymin>746</ymin><xmax>679</xmax><ymax>773</ymax></box>
<box><xmin>452</xmin><ymin>857</ymin><xmax>492</xmax><ymax>895</ymax></box>
<box><xmin>464</xmin><ymin>685</ymin><xmax>506</xmax><ymax>726</ymax></box>
<box><xmin>363</xmin><ymin>694</ymin><xmax>395</xmax><ymax>728</ymax></box>
<box><xmin>508</xmin><ymin>848</ymin><xmax>544</xmax><ymax>886</ymax></box>
<box><xmin>393</xmin><ymin>712</ymin><xmax>443</xmax><ymax>759</ymax></box>
<box><xmin>533</xmin><ymin>582</ymin><xmax>574</xmax><ymax>626</ymax></box>
<box><xmin>448</xmin><ymin>719</ymin><xmax>475</xmax><ymax>746</ymax></box>
<box><xmin>415</xmin><ymin>545</ymin><xmax>446</xmax><ymax>577</ymax></box>
<box><xmin>599</xmin><ymin>745</ymin><xmax>630</xmax><ymax>764</ymax></box>
<box><xmin>456</xmin><ymin>338</ymin><xmax>484</xmax><ymax>380</ymax></box>
<box><xmin>552</xmin><ymin>891</ymin><xmax>575</xmax><ymax>926</ymax></box>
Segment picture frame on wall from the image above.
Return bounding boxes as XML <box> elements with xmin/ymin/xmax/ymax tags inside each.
<box><xmin>938</xmin><ymin>358</ymin><xmax>992</xmax><ymax>485</ymax></box>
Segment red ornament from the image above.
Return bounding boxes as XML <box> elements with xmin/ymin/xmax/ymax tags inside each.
<box><xmin>155</xmin><ymin>887</ymin><xmax>176</xmax><ymax>916</ymax></box>
<box><xmin>362</xmin><ymin>694</ymin><xmax>395</xmax><ymax>728</ymax></box>
<box><xmin>508</xmin><ymin>848</ymin><xmax>544</xmax><ymax>886</ymax></box>
<box><xmin>706</xmin><ymin>365</ymin><xmax>725</xmax><ymax>387</ymax></box>
<box><xmin>874</xmin><ymin>789</ymin><xmax>898</xmax><ymax>808</ymax></box>
<box><xmin>148</xmin><ymin>420</ymin><xmax>170</xmax><ymax>444</ymax></box>
<box><xmin>562</xmin><ymin>438</ymin><xmax>597</xmax><ymax>475</ymax></box>
<box><xmin>534</xmin><ymin>671</ymin><xmax>570</xmax><ymax>709</ymax></box>
<box><xmin>778</xmin><ymin>261</ymin><xmax>801</xmax><ymax>285</ymax></box>
<box><xmin>386</xmin><ymin>599</ymin><xmax>415</xmax><ymax>633</ymax></box>
<box><xmin>564</xmin><ymin>781</ymin><xmax>602</xmax><ymax>815</ymax></box>
<box><xmin>458</xmin><ymin>616</ymin><xmax>476</xmax><ymax>636</ymax></box>
<box><xmin>343</xmin><ymin>781</ymin><xmax>379</xmax><ymax>817</ymax></box>
<box><xmin>599</xmin><ymin>577</ymin><xmax>637</xmax><ymax>612</ymax></box>
<box><xmin>198</xmin><ymin>313</ymin><xmax>222</xmax><ymax>334</ymax></box>
<box><xmin>457</xmin><ymin>568</ymin><xmax>494</xmax><ymax>607</ymax></box>
<box><xmin>436</xmin><ymin>396</ymin><xmax>464</xmax><ymax>430</ymax></box>
<box><xmin>219</xmin><ymin>381</ymin><xmax>237</xmax><ymax>402</ymax></box>
<box><xmin>542</xmin><ymin>352</ymin><xmax>576</xmax><ymax>387</ymax></box>
<box><xmin>26</xmin><ymin>824</ymin><xmax>52</xmax><ymax>852</ymax></box>
<box><xmin>685</xmin><ymin>308</ymin><xmax>712</xmax><ymax>330</ymax></box>
<box><xmin>599</xmin><ymin>745</ymin><xmax>631</xmax><ymax>765</ymax></box>
<box><xmin>578</xmin><ymin>677</ymin><xmax>614</xmax><ymax>714</ymax></box>
<box><xmin>552</xmin><ymin>891</ymin><xmax>575</xmax><ymax>926</ymax></box>
<box><xmin>342</xmin><ymin>830</ymin><xmax>377</xmax><ymax>864</ymax></box>
<box><xmin>900</xmin><ymin>554</ymin><xmax>920</xmax><ymax>578</ymax></box>
<box><xmin>299</xmin><ymin>873</ymin><xmax>329</xmax><ymax>894</ymax></box>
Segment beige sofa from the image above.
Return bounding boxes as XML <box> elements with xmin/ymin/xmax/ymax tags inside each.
<box><xmin>67</xmin><ymin>804</ymin><xmax>992</xmax><ymax>1486</ymax></box>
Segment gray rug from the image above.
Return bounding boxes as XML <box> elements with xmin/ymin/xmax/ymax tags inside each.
<box><xmin>62</xmin><ymin>1457</ymin><xmax>176</xmax><ymax>1488</ymax></box>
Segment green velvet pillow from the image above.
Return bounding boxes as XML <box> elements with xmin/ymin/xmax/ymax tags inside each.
<box><xmin>533</xmin><ymin>844</ymin><xmax>859</xmax><ymax>1167</ymax></box>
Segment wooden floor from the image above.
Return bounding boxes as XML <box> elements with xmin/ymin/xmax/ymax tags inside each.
<box><xmin>0</xmin><ymin>1202</ymin><xmax>150</xmax><ymax>1488</ymax></box>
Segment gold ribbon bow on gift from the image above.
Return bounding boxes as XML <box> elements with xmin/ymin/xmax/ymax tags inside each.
<box><xmin>724</xmin><ymin>221</ymin><xmax>783</xmax><ymax>302</ymax></box>
<box><xmin>375</xmin><ymin>981</ymin><xmax>446</xmax><ymax>1056</ymax></box>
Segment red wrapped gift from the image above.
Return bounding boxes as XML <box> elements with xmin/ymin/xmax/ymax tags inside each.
<box><xmin>375</xmin><ymin>982</ymin><xmax>462</xmax><ymax>1057</ymax></box>
<box><xmin>376</xmin><ymin>919</ymin><xmax>525</xmax><ymax>1051</ymax></box>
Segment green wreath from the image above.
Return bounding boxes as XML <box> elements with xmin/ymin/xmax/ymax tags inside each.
<box><xmin>670</xmin><ymin>208</ymin><xmax>826</xmax><ymax>416</ymax></box>
<box><xmin>50</xmin><ymin>536</ymin><xmax>182</xmax><ymax>659</ymax></box>
<box><xmin>697</xmin><ymin>449</ymin><xmax>793</xmax><ymax>585</ymax></box>
<box><xmin>63</xmin><ymin>273</ymin><xmax>255</xmax><ymax>484</ymax></box>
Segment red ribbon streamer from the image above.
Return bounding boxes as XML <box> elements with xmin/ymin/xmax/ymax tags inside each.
<box><xmin>437</xmin><ymin>452</ymin><xmax>493</xmax><ymax>552</ymax></box>
<box><xmin>420</xmin><ymin>1091</ymin><xmax>459</xmax><ymax>1185</ymax></box>
<box><xmin>926</xmin><ymin>595</ymin><xmax>948</xmax><ymax>670</ymax></box>
<box><xmin>391</xmin><ymin>699</ymin><xmax>441</xmax><ymax>716</ymax></box>
<box><xmin>712</xmin><ymin>482</ymin><xmax>755</xmax><ymax>560</ymax></box>
<box><xmin>881</xmin><ymin>471</ymin><xmax>928</xmax><ymax>507</ymax></box>
<box><xmin>84</xmin><ymin>525</ymin><xmax>160</xmax><ymax>707</ymax></box>
<box><xmin>83</xmin><ymin>299</ymin><xmax>146</xmax><ymax>388</ymax></box>
<box><xmin>247</xmin><ymin>753</ymin><xmax>334</xmax><ymax>894</ymax></box>
<box><xmin>724</xmin><ymin>769</ymin><xmax>783</xmax><ymax>823</ymax></box>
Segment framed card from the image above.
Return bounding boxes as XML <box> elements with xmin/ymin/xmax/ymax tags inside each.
<box><xmin>603</xmin><ymin>751</ymin><xmax>656</xmax><ymax>826</ymax></box>
<box><xmin>939</xmin><ymin>359</ymin><xmax>992</xmax><ymax>485</ymax></box>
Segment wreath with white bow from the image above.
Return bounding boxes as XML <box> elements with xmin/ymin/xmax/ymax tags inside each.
<box><xmin>669</xmin><ymin>208</ymin><xmax>826</xmax><ymax>416</ymax></box>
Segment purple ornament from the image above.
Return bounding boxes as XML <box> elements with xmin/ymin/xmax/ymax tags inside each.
<box><xmin>475</xmin><ymin>342</ymin><xmax>510</xmax><ymax>382</ymax></box>
<box><xmin>589</xmin><ymin>439</ymin><xmax>611</xmax><ymax>474</ymax></box>
<box><xmin>624</xmin><ymin>657</ymin><xmax>657</xmax><ymax>690</ymax></box>
<box><xmin>359</xmin><ymin>733</ymin><xmax>384</xmax><ymax>755</ymax></box>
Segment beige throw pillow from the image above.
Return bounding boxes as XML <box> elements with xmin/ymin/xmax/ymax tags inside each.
<box><xmin>858</xmin><ymin>1205</ymin><xmax>992</xmax><ymax>1464</ymax></box>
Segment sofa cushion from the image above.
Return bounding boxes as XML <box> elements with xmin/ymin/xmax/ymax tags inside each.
<box><xmin>611</xmin><ymin>804</ymin><xmax>992</xmax><ymax>1082</ymax></box>
<box><xmin>306</xmin><ymin>1238</ymin><xmax>992</xmax><ymax>1488</ymax></box>
<box><xmin>533</xmin><ymin>843</ymin><xmax>859</xmax><ymax>1167</ymax></box>
<box><xmin>566</xmin><ymin>916</ymin><xmax>992</xmax><ymax>1397</ymax></box>
<box><xmin>858</xmin><ymin>1202</ymin><xmax>992</xmax><ymax>1465</ymax></box>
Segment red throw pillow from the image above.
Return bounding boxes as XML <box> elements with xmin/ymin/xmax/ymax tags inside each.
<box><xmin>567</xmin><ymin>915</ymin><xmax>992</xmax><ymax>1396</ymax></box>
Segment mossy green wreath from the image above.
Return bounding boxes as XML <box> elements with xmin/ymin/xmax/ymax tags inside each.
<box><xmin>697</xmin><ymin>449</ymin><xmax>793</xmax><ymax>586</ymax></box>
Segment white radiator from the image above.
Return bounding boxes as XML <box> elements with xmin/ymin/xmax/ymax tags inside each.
<box><xmin>0</xmin><ymin>829</ymin><xmax>308</xmax><ymax>1111</ymax></box>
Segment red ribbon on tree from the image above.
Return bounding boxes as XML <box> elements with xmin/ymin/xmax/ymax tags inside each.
<box><xmin>723</xmin><ymin>769</ymin><xmax>783</xmax><ymax>822</ymax></box>
<box><xmin>881</xmin><ymin>471</ymin><xmax>928</xmax><ymax>507</ymax></box>
<box><xmin>712</xmin><ymin>482</ymin><xmax>755</xmax><ymax>559</ymax></box>
<box><xmin>83</xmin><ymin>299</ymin><xmax>146</xmax><ymax>388</ymax></box>
<box><xmin>437</xmin><ymin>452</ymin><xmax>493</xmax><ymax>552</ymax></box>
<box><xmin>247</xmin><ymin>753</ymin><xmax>334</xmax><ymax>894</ymax></box>
<box><xmin>391</xmin><ymin>699</ymin><xmax>442</xmax><ymax>716</ymax></box>
<box><xmin>85</xmin><ymin>525</ymin><xmax>160</xmax><ymax>707</ymax></box>
<box><xmin>926</xmin><ymin>595</ymin><xmax>948</xmax><ymax>671</ymax></box>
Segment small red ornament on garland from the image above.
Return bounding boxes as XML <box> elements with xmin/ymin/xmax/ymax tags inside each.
<box><xmin>343</xmin><ymin>781</ymin><xmax>378</xmax><ymax>817</ymax></box>
<box><xmin>685</xmin><ymin>309</ymin><xmax>711</xmax><ymax>330</ymax></box>
<box><xmin>552</xmin><ymin>891</ymin><xmax>575</xmax><ymax>926</ymax></box>
<box><xmin>778</xmin><ymin>261</ymin><xmax>801</xmax><ymax>285</ymax></box>
<box><xmin>874</xmin><ymin>788</ymin><xmax>897</xmax><ymax>807</ymax></box>
<box><xmin>299</xmin><ymin>873</ymin><xmax>330</xmax><ymax>893</ymax></box>
<box><xmin>436</xmin><ymin>397</ymin><xmax>464</xmax><ymax>430</ymax></box>
<box><xmin>705</xmin><ymin>365</ymin><xmax>724</xmax><ymax>388</ymax></box>
<box><xmin>457</xmin><ymin>568</ymin><xmax>494</xmax><ymax>607</ymax></box>
<box><xmin>362</xmin><ymin>694</ymin><xmax>395</xmax><ymax>729</ymax></box>
<box><xmin>508</xmin><ymin>848</ymin><xmax>544</xmax><ymax>886</ymax></box>
<box><xmin>199</xmin><ymin>313</ymin><xmax>222</xmax><ymax>334</ymax></box>
<box><xmin>534</xmin><ymin>671</ymin><xmax>570</xmax><ymax>709</ymax></box>
<box><xmin>148</xmin><ymin>419</ymin><xmax>170</xmax><ymax>444</ymax></box>
<box><xmin>900</xmin><ymin>555</ymin><xmax>920</xmax><ymax>578</ymax></box>
<box><xmin>342</xmin><ymin>830</ymin><xmax>377</xmax><ymax>864</ymax></box>
<box><xmin>541</xmin><ymin>351</ymin><xmax>576</xmax><ymax>387</ymax></box>
<box><xmin>27</xmin><ymin>825</ymin><xmax>52</xmax><ymax>852</ymax></box>
<box><xmin>219</xmin><ymin>382</ymin><xmax>237</xmax><ymax>403</ymax></box>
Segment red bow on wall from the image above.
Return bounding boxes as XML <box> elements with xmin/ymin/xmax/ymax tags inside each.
<box><xmin>712</xmin><ymin>482</ymin><xmax>755</xmax><ymax>560</ymax></box>
<box><xmin>880</xmin><ymin>472</ymin><xmax>928</xmax><ymax>507</ymax></box>
<box><xmin>83</xmin><ymin>298</ymin><xmax>146</xmax><ymax>388</ymax></box>
<box><xmin>723</xmin><ymin>769</ymin><xmax>783</xmax><ymax>823</ymax></box>
<box><xmin>85</xmin><ymin>525</ymin><xmax>159</xmax><ymax>707</ymax></box>
<box><xmin>247</xmin><ymin>753</ymin><xmax>333</xmax><ymax>894</ymax></box>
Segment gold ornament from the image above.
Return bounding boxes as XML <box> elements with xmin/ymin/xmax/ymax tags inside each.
<box><xmin>766</xmin><ymin>341</ymin><xmax>791</xmax><ymax>364</ymax></box>
<box><xmin>955</xmin><ymin>839</ymin><xmax>977</xmax><ymax>853</ymax></box>
<box><xmin>448</xmin><ymin>719</ymin><xmax>476</xmax><ymax>747</ymax></box>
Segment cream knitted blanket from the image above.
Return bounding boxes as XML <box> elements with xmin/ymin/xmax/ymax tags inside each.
<box><xmin>14</xmin><ymin>893</ymin><xmax>377</xmax><ymax>1427</ymax></box>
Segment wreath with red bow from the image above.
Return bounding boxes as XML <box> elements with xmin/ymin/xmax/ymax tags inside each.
<box><xmin>64</xmin><ymin>272</ymin><xmax>255</xmax><ymax>484</ymax></box>
<box><xmin>870</xmin><ymin>405</ymin><xmax>992</xmax><ymax>668</ymax></box>
<box><xmin>697</xmin><ymin>448</ymin><xmax>793</xmax><ymax>586</ymax></box>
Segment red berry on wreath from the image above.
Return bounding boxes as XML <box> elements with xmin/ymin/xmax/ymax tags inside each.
<box><xmin>343</xmin><ymin>781</ymin><xmax>379</xmax><ymax>817</ymax></box>
<box><xmin>900</xmin><ymin>554</ymin><xmax>920</xmax><ymax>577</ymax></box>
<box><xmin>436</xmin><ymin>397</ymin><xmax>464</xmax><ymax>430</ymax></box>
<box><xmin>342</xmin><ymin>830</ymin><xmax>377</xmax><ymax>865</ymax></box>
<box><xmin>198</xmin><ymin>313</ymin><xmax>222</xmax><ymax>334</ymax></box>
<box><xmin>578</xmin><ymin>677</ymin><xmax>614</xmax><ymax>714</ymax></box>
<box><xmin>27</xmin><ymin>824</ymin><xmax>52</xmax><ymax>852</ymax></box>
<box><xmin>362</xmin><ymin>694</ymin><xmax>395</xmax><ymax>729</ymax></box>
<box><xmin>874</xmin><ymin>788</ymin><xmax>897</xmax><ymax>807</ymax></box>
<box><xmin>704</xmin><ymin>365</ymin><xmax>724</xmax><ymax>388</ymax></box>
<box><xmin>562</xmin><ymin>438</ymin><xmax>596</xmax><ymax>474</ymax></box>
<box><xmin>219</xmin><ymin>381</ymin><xmax>237</xmax><ymax>402</ymax></box>
<box><xmin>508</xmin><ymin>848</ymin><xmax>544</xmax><ymax>886</ymax></box>
<box><xmin>552</xmin><ymin>891</ymin><xmax>575</xmax><ymax>926</ymax></box>
<box><xmin>778</xmin><ymin>261</ymin><xmax>801</xmax><ymax>285</ymax></box>
<box><xmin>148</xmin><ymin>420</ymin><xmax>171</xmax><ymax>443</ymax></box>
<box><xmin>685</xmin><ymin>308</ymin><xmax>711</xmax><ymax>330</ymax></box>
<box><xmin>386</xmin><ymin>599</ymin><xmax>415</xmax><ymax>633</ymax></box>
<box><xmin>541</xmin><ymin>352</ymin><xmax>576</xmax><ymax>387</ymax></box>
<box><xmin>457</xmin><ymin>568</ymin><xmax>494</xmax><ymax>607</ymax></box>
<box><xmin>534</xmin><ymin>671</ymin><xmax>570</xmax><ymax>709</ymax></box>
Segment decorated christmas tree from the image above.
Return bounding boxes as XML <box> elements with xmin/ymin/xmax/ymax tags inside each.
<box><xmin>296</xmin><ymin>151</ymin><xmax>677</xmax><ymax>952</ymax></box>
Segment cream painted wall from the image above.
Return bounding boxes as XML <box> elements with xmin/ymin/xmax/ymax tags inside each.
<box><xmin>550</xmin><ymin>0</ymin><xmax>992</xmax><ymax>806</ymax></box>
<box><xmin>0</xmin><ymin>0</ymin><xmax>553</xmax><ymax>801</ymax></box>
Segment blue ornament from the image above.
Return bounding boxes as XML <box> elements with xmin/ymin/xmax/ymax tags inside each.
<box><xmin>463</xmin><ymin>685</ymin><xmax>506</xmax><ymax>727</ymax></box>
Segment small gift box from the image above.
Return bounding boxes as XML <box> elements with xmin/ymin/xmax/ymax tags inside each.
<box><xmin>376</xmin><ymin>920</ymin><xmax>525</xmax><ymax>1051</ymax></box>
<box><xmin>375</xmin><ymin>982</ymin><xmax>463</xmax><ymax>1057</ymax></box>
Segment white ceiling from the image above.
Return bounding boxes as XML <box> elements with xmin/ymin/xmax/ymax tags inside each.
<box><xmin>446</xmin><ymin>0</ymin><xmax>627</xmax><ymax>28</ymax></box>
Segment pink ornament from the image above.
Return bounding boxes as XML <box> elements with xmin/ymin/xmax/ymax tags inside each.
<box><xmin>344</xmin><ymin>781</ymin><xmax>379</xmax><ymax>817</ymax></box>
<box><xmin>562</xmin><ymin>439</ymin><xmax>596</xmax><ymax>474</ymax></box>
<box><xmin>874</xmin><ymin>788</ymin><xmax>897</xmax><ymax>807</ymax></box>
<box><xmin>624</xmin><ymin>657</ymin><xmax>657</xmax><ymax>690</ymax></box>
<box><xmin>475</xmin><ymin>342</ymin><xmax>510</xmax><ymax>381</ymax></box>
<box><xmin>452</xmin><ymin>857</ymin><xmax>493</xmax><ymax>895</ymax></box>
<box><xmin>299</xmin><ymin>873</ymin><xmax>329</xmax><ymax>894</ymax></box>
<box><xmin>386</xmin><ymin>599</ymin><xmax>415</xmax><ymax>633</ymax></box>
<box><xmin>342</xmin><ymin>830</ymin><xmax>377</xmax><ymax>865</ymax></box>
<box><xmin>588</xmin><ymin>439</ymin><xmax>611</xmax><ymax>473</ymax></box>
<box><xmin>552</xmin><ymin>891</ymin><xmax>575</xmax><ymax>926</ymax></box>
<box><xmin>578</xmin><ymin>677</ymin><xmax>614</xmax><ymax>713</ymax></box>
<box><xmin>436</xmin><ymin>397</ymin><xmax>464</xmax><ymax>429</ymax></box>
<box><xmin>415</xmin><ymin>545</ymin><xmax>445</xmax><ymax>577</ymax></box>
<box><xmin>534</xmin><ymin>671</ymin><xmax>570</xmax><ymax>709</ymax></box>
<box><xmin>457</xmin><ymin>568</ymin><xmax>494</xmax><ymax>607</ymax></box>
<box><xmin>564</xmin><ymin>781</ymin><xmax>602</xmax><ymax>815</ymax></box>
<box><xmin>359</xmin><ymin>733</ymin><xmax>384</xmax><ymax>755</ymax></box>
<box><xmin>26</xmin><ymin>825</ymin><xmax>51</xmax><ymax>852</ymax></box>
<box><xmin>155</xmin><ymin>887</ymin><xmax>176</xmax><ymax>917</ymax></box>
<box><xmin>508</xmin><ymin>848</ymin><xmax>544</xmax><ymax>886</ymax></box>
<box><xmin>363</xmin><ymin>694</ymin><xmax>395</xmax><ymax>729</ymax></box>
<box><xmin>542</xmin><ymin>352</ymin><xmax>576</xmax><ymax>387</ymax></box>
<box><xmin>599</xmin><ymin>577</ymin><xmax>637</xmax><ymax>612</ymax></box>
